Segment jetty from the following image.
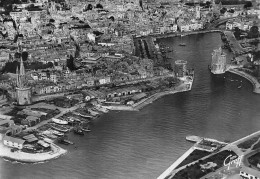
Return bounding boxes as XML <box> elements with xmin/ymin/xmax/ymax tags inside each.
<box><xmin>157</xmin><ymin>146</ymin><xmax>196</xmax><ymax>179</ymax></box>
<box><xmin>158</xmin><ymin>135</ymin><xmax>228</xmax><ymax>179</ymax></box>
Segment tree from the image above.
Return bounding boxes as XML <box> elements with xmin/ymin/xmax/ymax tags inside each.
<box><xmin>249</xmin><ymin>25</ymin><xmax>259</xmax><ymax>38</ymax></box>
<box><xmin>108</xmin><ymin>16</ymin><xmax>114</xmax><ymax>21</ymax></box>
<box><xmin>96</xmin><ymin>3</ymin><xmax>103</xmax><ymax>9</ymax></box>
<box><xmin>244</xmin><ymin>1</ymin><xmax>252</xmax><ymax>9</ymax></box>
<box><xmin>234</xmin><ymin>27</ymin><xmax>241</xmax><ymax>39</ymax></box>
<box><xmin>220</xmin><ymin>7</ymin><xmax>227</xmax><ymax>14</ymax></box>
<box><xmin>86</xmin><ymin>4</ymin><xmax>93</xmax><ymax>11</ymax></box>
<box><xmin>21</xmin><ymin>51</ymin><xmax>28</xmax><ymax>61</ymax></box>
<box><xmin>228</xmin><ymin>9</ymin><xmax>234</xmax><ymax>13</ymax></box>
<box><xmin>206</xmin><ymin>1</ymin><xmax>211</xmax><ymax>6</ymax></box>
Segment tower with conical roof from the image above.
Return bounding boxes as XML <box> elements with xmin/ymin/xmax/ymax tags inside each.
<box><xmin>16</xmin><ymin>54</ymin><xmax>32</xmax><ymax>105</ymax></box>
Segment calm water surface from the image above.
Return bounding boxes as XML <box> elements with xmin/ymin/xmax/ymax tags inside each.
<box><xmin>1</xmin><ymin>33</ymin><xmax>260</xmax><ymax>179</ymax></box>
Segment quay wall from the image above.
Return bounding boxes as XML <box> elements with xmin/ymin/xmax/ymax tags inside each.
<box><xmin>135</xmin><ymin>29</ymin><xmax>222</xmax><ymax>41</ymax></box>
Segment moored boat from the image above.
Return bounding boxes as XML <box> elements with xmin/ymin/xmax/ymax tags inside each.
<box><xmin>51</xmin><ymin>123</ymin><xmax>69</xmax><ymax>133</ymax></box>
<box><xmin>88</xmin><ymin>109</ymin><xmax>100</xmax><ymax>116</ymax></box>
<box><xmin>57</xmin><ymin>138</ymin><xmax>74</xmax><ymax>145</ymax></box>
<box><xmin>73</xmin><ymin>126</ymin><xmax>84</xmax><ymax>135</ymax></box>
<box><xmin>94</xmin><ymin>106</ymin><xmax>109</xmax><ymax>113</ymax></box>
<box><xmin>52</xmin><ymin>118</ymin><xmax>68</xmax><ymax>125</ymax></box>
<box><xmin>48</xmin><ymin>129</ymin><xmax>64</xmax><ymax>136</ymax></box>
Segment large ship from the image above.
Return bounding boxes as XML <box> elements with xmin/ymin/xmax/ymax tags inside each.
<box><xmin>209</xmin><ymin>47</ymin><xmax>227</xmax><ymax>75</ymax></box>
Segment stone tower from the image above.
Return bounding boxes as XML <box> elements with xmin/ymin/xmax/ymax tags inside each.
<box><xmin>16</xmin><ymin>57</ymin><xmax>32</xmax><ymax>105</ymax></box>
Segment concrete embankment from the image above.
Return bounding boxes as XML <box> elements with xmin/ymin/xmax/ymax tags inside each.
<box><xmin>228</xmin><ymin>68</ymin><xmax>260</xmax><ymax>94</ymax></box>
<box><xmin>157</xmin><ymin>146</ymin><xmax>195</xmax><ymax>179</ymax></box>
<box><xmin>103</xmin><ymin>105</ymin><xmax>137</xmax><ymax>111</ymax></box>
<box><xmin>133</xmin><ymin>89</ymin><xmax>187</xmax><ymax>110</ymax></box>
<box><xmin>102</xmin><ymin>90</ymin><xmax>185</xmax><ymax>112</ymax></box>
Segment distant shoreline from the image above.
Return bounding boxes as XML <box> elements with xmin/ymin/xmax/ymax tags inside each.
<box><xmin>134</xmin><ymin>29</ymin><xmax>222</xmax><ymax>40</ymax></box>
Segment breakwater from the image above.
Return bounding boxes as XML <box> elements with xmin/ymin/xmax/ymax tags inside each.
<box><xmin>228</xmin><ymin>68</ymin><xmax>260</xmax><ymax>94</ymax></box>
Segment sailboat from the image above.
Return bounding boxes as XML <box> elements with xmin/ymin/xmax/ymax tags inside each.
<box><xmin>179</xmin><ymin>35</ymin><xmax>186</xmax><ymax>46</ymax></box>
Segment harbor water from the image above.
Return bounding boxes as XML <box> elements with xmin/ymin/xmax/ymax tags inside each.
<box><xmin>1</xmin><ymin>33</ymin><xmax>260</xmax><ymax>179</ymax></box>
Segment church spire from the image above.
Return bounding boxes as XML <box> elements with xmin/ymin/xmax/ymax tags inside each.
<box><xmin>19</xmin><ymin>56</ymin><xmax>25</xmax><ymax>76</ymax></box>
<box><xmin>16</xmin><ymin>66</ymin><xmax>20</xmax><ymax>87</ymax></box>
<box><xmin>18</xmin><ymin>56</ymin><xmax>26</xmax><ymax>88</ymax></box>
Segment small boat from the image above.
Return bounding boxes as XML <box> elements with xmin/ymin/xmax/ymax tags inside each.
<box><xmin>42</xmin><ymin>132</ymin><xmax>57</xmax><ymax>139</ymax></box>
<box><xmin>74</xmin><ymin>127</ymin><xmax>84</xmax><ymax>135</ymax></box>
<box><xmin>94</xmin><ymin>106</ymin><xmax>108</xmax><ymax>113</ymax></box>
<box><xmin>238</xmin><ymin>85</ymin><xmax>242</xmax><ymax>89</ymax></box>
<box><xmin>57</xmin><ymin>138</ymin><xmax>74</xmax><ymax>145</ymax></box>
<box><xmin>88</xmin><ymin>109</ymin><xmax>100</xmax><ymax>116</ymax></box>
<box><xmin>43</xmin><ymin>137</ymin><xmax>53</xmax><ymax>144</ymax></box>
<box><xmin>52</xmin><ymin>118</ymin><xmax>68</xmax><ymax>125</ymax></box>
<box><xmin>49</xmin><ymin>129</ymin><xmax>64</xmax><ymax>136</ymax></box>
<box><xmin>82</xmin><ymin>128</ymin><xmax>91</xmax><ymax>132</ymax></box>
<box><xmin>73</xmin><ymin>112</ymin><xmax>94</xmax><ymax>119</ymax></box>
<box><xmin>51</xmin><ymin>124</ymin><xmax>69</xmax><ymax>133</ymax></box>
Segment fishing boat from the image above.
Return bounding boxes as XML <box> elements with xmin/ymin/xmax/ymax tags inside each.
<box><xmin>82</xmin><ymin>128</ymin><xmax>91</xmax><ymax>132</ymax></box>
<box><xmin>73</xmin><ymin>112</ymin><xmax>94</xmax><ymax>119</ymax></box>
<box><xmin>51</xmin><ymin>123</ymin><xmax>69</xmax><ymax>133</ymax></box>
<box><xmin>94</xmin><ymin>106</ymin><xmax>109</xmax><ymax>113</ymax></box>
<box><xmin>43</xmin><ymin>137</ymin><xmax>53</xmax><ymax>144</ymax></box>
<box><xmin>57</xmin><ymin>138</ymin><xmax>74</xmax><ymax>145</ymax></box>
<box><xmin>49</xmin><ymin>129</ymin><xmax>64</xmax><ymax>136</ymax></box>
<box><xmin>42</xmin><ymin>131</ymin><xmax>57</xmax><ymax>139</ymax></box>
<box><xmin>88</xmin><ymin>109</ymin><xmax>100</xmax><ymax>116</ymax></box>
<box><xmin>74</xmin><ymin>127</ymin><xmax>84</xmax><ymax>135</ymax></box>
<box><xmin>81</xmin><ymin>125</ymin><xmax>91</xmax><ymax>132</ymax></box>
<box><xmin>52</xmin><ymin>118</ymin><xmax>68</xmax><ymax>125</ymax></box>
